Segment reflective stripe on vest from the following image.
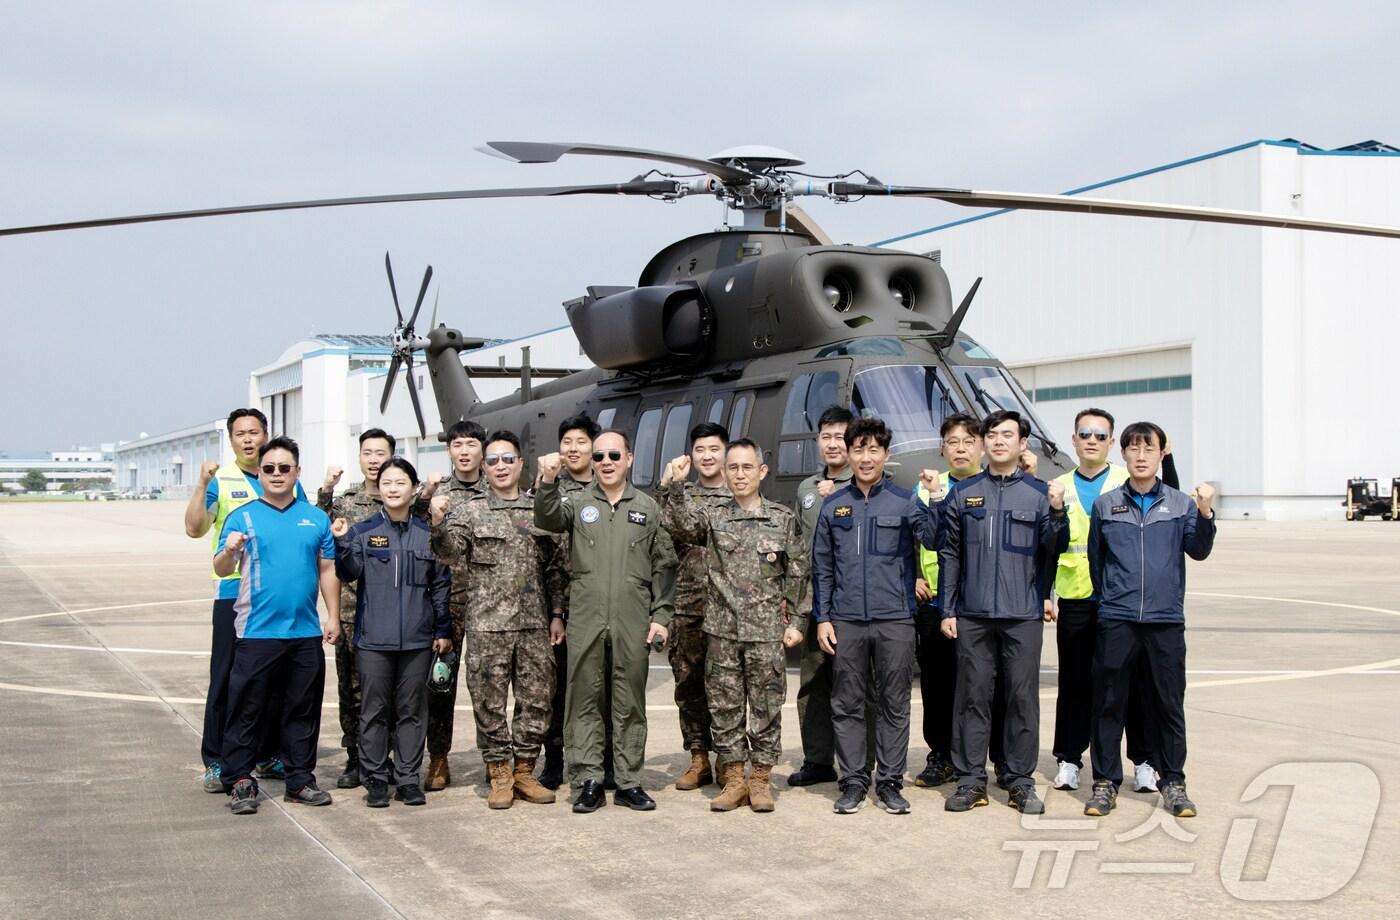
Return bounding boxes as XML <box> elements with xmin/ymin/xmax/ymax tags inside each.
<box><xmin>210</xmin><ymin>463</ymin><xmax>260</xmax><ymax>583</ymax></box>
<box><xmin>1054</xmin><ymin>464</ymin><xmax>1129</xmax><ymax>599</ymax></box>
<box><xmin>916</xmin><ymin>471</ymin><xmax>953</xmax><ymax>593</ymax></box>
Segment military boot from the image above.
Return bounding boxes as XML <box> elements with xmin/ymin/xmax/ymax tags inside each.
<box><xmin>424</xmin><ymin>754</ymin><xmax>450</xmax><ymax>792</ymax></box>
<box><xmin>513</xmin><ymin>757</ymin><xmax>557</xmax><ymax>804</ymax></box>
<box><xmin>748</xmin><ymin>763</ymin><xmax>775</xmax><ymax>813</ymax></box>
<box><xmin>675</xmin><ymin>751</ymin><xmax>714</xmax><ymax>791</ymax></box>
<box><xmin>710</xmin><ymin>761</ymin><xmax>749</xmax><ymax>812</ymax></box>
<box><xmin>538</xmin><ymin>745</ymin><xmax>564</xmax><ymax>791</ymax></box>
<box><xmin>486</xmin><ymin>760</ymin><xmax>515</xmax><ymax>809</ymax></box>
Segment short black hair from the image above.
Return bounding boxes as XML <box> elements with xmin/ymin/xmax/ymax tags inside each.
<box><xmin>446</xmin><ymin>420</ymin><xmax>487</xmax><ymax>446</ymax></box>
<box><xmin>1120</xmin><ymin>421</ymin><xmax>1166</xmax><ymax>451</ymax></box>
<box><xmin>376</xmin><ymin>456</ymin><xmax>419</xmax><ymax>486</ymax></box>
<box><xmin>358</xmin><ymin>427</ymin><xmax>396</xmax><ymax>451</ymax></box>
<box><xmin>983</xmin><ymin>409</ymin><xmax>1030</xmax><ymax>439</ymax></box>
<box><xmin>558</xmin><ymin>414</ymin><xmax>600</xmax><ymax>442</ymax></box>
<box><xmin>940</xmin><ymin>412</ymin><xmax>982</xmax><ymax>439</ymax></box>
<box><xmin>595</xmin><ymin>428</ymin><xmax>632</xmax><ymax>452</ymax></box>
<box><xmin>1074</xmin><ymin>408</ymin><xmax>1115</xmax><ymax>433</ymax></box>
<box><xmin>226</xmin><ymin>408</ymin><xmax>268</xmax><ymax>435</ymax></box>
<box><xmin>817</xmin><ymin>405</ymin><xmax>854</xmax><ymax>431</ymax></box>
<box><xmin>485</xmin><ymin>430</ymin><xmax>522</xmax><ymax>455</ymax></box>
<box><xmin>844</xmin><ymin>416</ymin><xmax>892</xmax><ymax>450</ymax></box>
<box><xmin>689</xmin><ymin>421</ymin><xmax>729</xmax><ymax>447</ymax></box>
<box><xmin>726</xmin><ymin>437</ymin><xmax>765</xmax><ymax>464</ymax></box>
<box><xmin>258</xmin><ymin>435</ymin><xmax>299</xmax><ymax>463</ymax></box>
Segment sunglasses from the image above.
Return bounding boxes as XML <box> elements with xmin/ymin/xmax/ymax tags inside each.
<box><xmin>259</xmin><ymin>463</ymin><xmax>294</xmax><ymax>475</ymax></box>
<box><xmin>484</xmin><ymin>453</ymin><xmax>518</xmax><ymax>467</ymax></box>
<box><xmin>592</xmin><ymin>450</ymin><xmax>624</xmax><ymax>462</ymax></box>
<box><xmin>1076</xmin><ymin>429</ymin><xmax>1110</xmax><ymax>442</ymax></box>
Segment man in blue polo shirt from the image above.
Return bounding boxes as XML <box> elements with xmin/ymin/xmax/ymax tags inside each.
<box><xmin>215</xmin><ymin>436</ymin><xmax>340</xmax><ymax>815</ymax></box>
<box><xmin>183</xmin><ymin>407</ymin><xmax>308</xmax><ymax>793</ymax></box>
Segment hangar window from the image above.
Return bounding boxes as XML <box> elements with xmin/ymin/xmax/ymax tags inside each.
<box><xmin>632</xmin><ymin>408</ymin><xmax>662</xmax><ymax>487</ymax></box>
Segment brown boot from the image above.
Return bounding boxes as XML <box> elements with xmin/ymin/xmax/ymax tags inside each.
<box><xmin>424</xmin><ymin>754</ymin><xmax>450</xmax><ymax>791</ymax></box>
<box><xmin>675</xmin><ymin>751</ymin><xmax>714</xmax><ymax>791</ymax></box>
<box><xmin>513</xmin><ymin>757</ymin><xmax>557</xmax><ymax>804</ymax></box>
<box><xmin>710</xmin><ymin>761</ymin><xmax>749</xmax><ymax>812</ymax></box>
<box><xmin>748</xmin><ymin>763</ymin><xmax>775</xmax><ymax>812</ymax></box>
<box><xmin>486</xmin><ymin>760</ymin><xmax>514</xmax><ymax>809</ymax></box>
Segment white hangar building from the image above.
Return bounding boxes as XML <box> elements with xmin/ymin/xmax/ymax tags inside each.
<box><xmin>879</xmin><ymin>138</ymin><xmax>1400</xmax><ymax>520</ymax></box>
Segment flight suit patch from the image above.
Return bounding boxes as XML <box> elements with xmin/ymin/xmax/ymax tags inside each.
<box><xmin>802</xmin><ymin>493</ymin><xmax>816</xmax><ymax>510</ymax></box>
<box><xmin>627</xmin><ymin>510</ymin><xmax>648</xmax><ymax>525</ymax></box>
<box><xmin>580</xmin><ymin>506</ymin><xmax>600</xmax><ymax>524</ymax></box>
<box><xmin>965</xmin><ymin>496</ymin><xmax>985</xmax><ymax>508</ymax></box>
<box><xmin>833</xmin><ymin>505</ymin><xmax>853</xmax><ymax>518</ymax></box>
<box><xmin>368</xmin><ymin>535</ymin><xmax>390</xmax><ymax>548</ymax></box>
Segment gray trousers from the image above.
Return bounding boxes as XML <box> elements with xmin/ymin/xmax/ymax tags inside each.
<box><xmin>830</xmin><ymin>618</ymin><xmax>916</xmax><ymax>790</ymax></box>
<box><xmin>356</xmin><ymin>647</ymin><xmax>432</xmax><ymax>786</ymax></box>
<box><xmin>951</xmin><ymin>616</ymin><xmax>1042</xmax><ymax>792</ymax></box>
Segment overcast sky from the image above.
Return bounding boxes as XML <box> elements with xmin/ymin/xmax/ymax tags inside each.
<box><xmin>2</xmin><ymin>1</ymin><xmax>1396</xmax><ymax>449</ymax></box>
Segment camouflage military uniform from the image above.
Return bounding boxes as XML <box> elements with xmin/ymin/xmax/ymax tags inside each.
<box><xmin>426</xmin><ymin>473</ymin><xmax>485</xmax><ymax>755</ymax></box>
<box><xmin>660</xmin><ymin>482</ymin><xmax>808</xmax><ymax>767</ymax></box>
<box><xmin>433</xmin><ymin>490</ymin><xmax>566</xmax><ymax>763</ymax></box>
<box><xmin>660</xmin><ymin>480</ymin><xmax>731</xmax><ymax>754</ymax></box>
<box><xmin>318</xmin><ymin>482</ymin><xmax>388</xmax><ymax>752</ymax></box>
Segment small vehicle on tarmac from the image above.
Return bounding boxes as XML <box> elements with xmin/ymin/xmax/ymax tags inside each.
<box><xmin>1343</xmin><ymin>478</ymin><xmax>1397</xmax><ymax>521</ymax></box>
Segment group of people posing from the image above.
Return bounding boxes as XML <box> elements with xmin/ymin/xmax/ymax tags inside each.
<box><xmin>185</xmin><ymin>401</ymin><xmax>1215</xmax><ymax>820</ymax></box>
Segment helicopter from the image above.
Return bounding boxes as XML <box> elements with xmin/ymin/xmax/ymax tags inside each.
<box><xmin>8</xmin><ymin>140</ymin><xmax>1400</xmax><ymax>504</ymax></box>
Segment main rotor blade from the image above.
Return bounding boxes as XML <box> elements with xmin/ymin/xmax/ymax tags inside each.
<box><xmin>834</xmin><ymin>183</ymin><xmax>1400</xmax><ymax>240</ymax></box>
<box><xmin>379</xmin><ymin>354</ymin><xmax>403</xmax><ymax>414</ymax></box>
<box><xmin>0</xmin><ymin>181</ymin><xmax>681</xmax><ymax>237</ymax></box>
<box><xmin>404</xmin><ymin>353</ymin><xmax>427</xmax><ymax>440</ymax></box>
<box><xmin>408</xmin><ymin>265</ymin><xmax>433</xmax><ymax>331</ymax></box>
<box><xmin>385</xmin><ymin>252</ymin><xmax>403</xmax><ymax>325</ymax></box>
<box><xmin>480</xmin><ymin>141</ymin><xmax>757</xmax><ymax>184</ymax></box>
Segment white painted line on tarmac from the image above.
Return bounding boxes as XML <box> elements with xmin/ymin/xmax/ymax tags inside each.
<box><xmin>0</xmin><ymin>562</ymin><xmax>207</xmax><ymax>569</ymax></box>
<box><xmin>0</xmin><ymin>640</ymin><xmax>209</xmax><ymax>656</ymax></box>
<box><xmin>0</xmin><ymin>597</ymin><xmax>209</xmax><ymax>624</ymax></box>
<box><xmin>1187</xmin><ymin>590</ymin><xmax>1400</xmax><ymax>619</ymax></box>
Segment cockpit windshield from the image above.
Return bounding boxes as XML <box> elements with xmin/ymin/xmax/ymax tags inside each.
<box><xmin>851</xmin><ymin>365</ymin><xmax>962</xmax><ymax>455</ymax></box>
<box><xmin>954</xmin><ymin>365</ymin><xmax>1054</xmax><ymax>450</ymax></box>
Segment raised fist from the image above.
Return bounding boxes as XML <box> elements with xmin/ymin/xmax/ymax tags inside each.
<box><xmin>1047</xmin><ymin>479</ymin><xmax>1065</xmax><ymax>511</ymax></box>
<box><xmin>198</xmin><ymin>461</ymin><xmax>220</xmax><ymax>485</ymax></box>
<box><xmin>1191</xmin><ymin>482</ymin><xmax>1216</xmax><ymax>516</ymax></box>
<box><xmin>664</xmin><ymin>455</ymin><xmax>692</xmax><ymax>484</ymax></box>
<box><xmin>322</xmin><ymin>466</ymin><xmax>344</xmax><ymax>491</ymax></box>
<box><xmin>537</xmin><ymin>453</ymin><xmax>562</xmax><ymax>483</ymax></box>
<box><xmin>224</xmin><ymin>531</ymin><xmax>247</xmax><ymax>554</ymax></box>
<box><xmin>816</xmin><ymin>479</ymin><xmax>837</xmax><ymax>498</ymax></box>
<box><xmin>429</xmin><ymin>494</ymin><xmax>451</xmax><ymax>525</ymax></box>
<box><xmin>420</xmin><ymin>472</ymin><xmax>447</xmax><ymax>499</ymax></box>
<box><xmin>1019</xmin><ymin>449</ymin><xmax>1039</xmax><ymax>477</ymax></box>
<box><xmin>331</xmin><ymin>517</ymin><xmax>349</xmax><ymax>538</ymax></box>
<box><xmin>918</xmin><ymin>469</ymin><xmax>943</xmax><ymax>501</ymax></box>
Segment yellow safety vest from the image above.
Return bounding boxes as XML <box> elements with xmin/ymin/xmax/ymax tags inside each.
<box><xmin>209</xmin><ymin>463</ymin><xmax>262</xmax><ymax>584</ymax></box>
<box><xmin>916</xmin><ymin>471</ymin><xmax>954</xmax><ymax>596</ymax></box>
<box><xmin>1054</xmin><ymin>464</ymin><xmax>1130</xmax><ymax>600</ymax></box>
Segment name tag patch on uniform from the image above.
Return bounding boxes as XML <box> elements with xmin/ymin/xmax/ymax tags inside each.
<box><xmin>965</xmin><ymin>496</ymin><xmax>985</xmax><ymax>508</ymax></box>
<box><xmin>230</xmin><ymin>490</ymin><xmax>249</xmax><ymax>499</ymax></box>
<box><xmin>1112</xmin><ymin>504</ymin><xmax>1130</xmax><ymax>514</ymax></box>
<box><xmin>627</xmin><ymin>510</ymin><xmax>648</xmax><ymax>525</ymax></box>
<box><xmin>802</xmin><ymin>493</ymin><xmax>816</xmax><ymax>510</ymax></box>
<box><xmin>580</xmin><ymin>505</ymin><xmax>600</xmax><ymax>524</ymax></box>
<box><xmin>368</xmin><ymin>535</ymin><xmax>390</xmax><ymax>547</ymax></box>
<box><xmin>833</xmin><ymin>505</ymin><xmax>852</xmax><ymax>518</ymax></box>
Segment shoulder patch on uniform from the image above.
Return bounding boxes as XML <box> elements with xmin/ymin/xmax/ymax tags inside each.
<box><xmin>965</xmin><ymin>495</ymin><xmax>985</xmax><ymax>508</ymax></box>
<box><xmin>580</xmin><ymin>505</ymin><xmax>600</xmax><ymax>524</ymax></box>
<box><xmin>627</xmin><ymin>510</ymin><xmax>648</xmax><ymax>525</ymax></box>
<box><xmin>833</xmin><ymin>505</ymin><xmax>853</xmax><ymax>518</ymax></box>
<box><xmin>802</xmin><ymin>493</ymin><xmax>816</xmax><ymax>509</ymax></box>
<box><xmin>1112</xmin><ymin>504</ymin><xmax>1130</xmax><ymax>514</ymax></box>
<box><xmin>368</xmin><ymin>534</ymin><xmax>390</xmax><ymax>547</ymax></box>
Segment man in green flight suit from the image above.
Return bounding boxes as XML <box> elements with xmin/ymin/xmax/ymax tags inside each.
<box><xmin>534</xmin><ymin>429</ymin><xmax>678</xmax><ymax>813</ymax></box>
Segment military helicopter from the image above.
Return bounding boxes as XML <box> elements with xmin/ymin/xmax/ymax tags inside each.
<box><xmin>8</xmin><ymin>140</ymin><xmax>1400</xmax><ymax>504</ymax></box>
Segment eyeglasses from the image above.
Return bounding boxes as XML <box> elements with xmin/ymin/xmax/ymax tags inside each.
<box><xmin>483</xmin><ymin>453</ymin><xmax>518</xmax><ymax>467</ymax></box>
<box><xmin>259</xmin><ymin>463</ymin><xmax>294</xmax><ymax>475</ymax></box>
<box><xmin>1076</xmin><ymin>429</ymin><xmax>1111</xmax><ymax>442</ymax></box>
<box><xmin>943</xmin><ymin>437</ymin><xmax>978</xmax><ymax>449</ymax></box>
<box><xmin>592</xmin><ymin>450</ymin><xmax>624</xmax><ymax>462</ymax></box>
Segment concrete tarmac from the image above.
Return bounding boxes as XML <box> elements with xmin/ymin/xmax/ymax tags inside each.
<box><xmin>0</xmin><ymin>502</ymin><xmax>1395</xmax><ymax>919</ymax></box>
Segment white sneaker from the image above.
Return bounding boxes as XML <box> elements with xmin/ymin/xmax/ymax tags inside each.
<box><xmin>1053</xmin><ymin>761</ymin><xmax>1080</xmax><ymax>791</ymax></box>
<box><xmin>1132</xmin><ymin>762</ymin><xmax>1159</xmax><ymax>793</ymax></box>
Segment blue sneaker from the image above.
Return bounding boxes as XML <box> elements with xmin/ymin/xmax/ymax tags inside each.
<box><xmin>255</xmin><ymin>758</ymin><xmax>286</xmax><ymax>780</ymax></box>
<box><xmin>202</xmin><ymin>763</ymin><xmax>224</xmax><ymax>794</ymax></box>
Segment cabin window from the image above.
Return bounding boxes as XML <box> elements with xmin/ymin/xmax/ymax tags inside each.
<box><xmin>707</xmin><ymin>396</ymin><xmax>726</xmax><ymax>425</ymax></box>
<box><xmin>659</xmin><ymin>403</ymin><xmax>693</xmax><ymax>471</ymax></box>
<box><xmin>596</xmin><ymin>407</ymin><xmax>617</xmax><ymax>430</ymax></box>
<box><xmin>781</xmin><ymin>371</ymin><xmax>841</xmax><ymax>434</ymax></box>
<box><xmin>729</xmin><ymin>393</ymin><xmax>752</xmax><ymax>437</ymax></box>
<box><xmin>632</xmin><ymin>408</ymin><xmax>662</xmax><ymax>487</ymax></box>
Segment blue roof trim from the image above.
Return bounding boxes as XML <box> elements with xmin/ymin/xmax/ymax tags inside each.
<box><xmin>870</xmin><ymin>138</ymin><xmax>1394</xmax><ymax>247</ymax></box>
